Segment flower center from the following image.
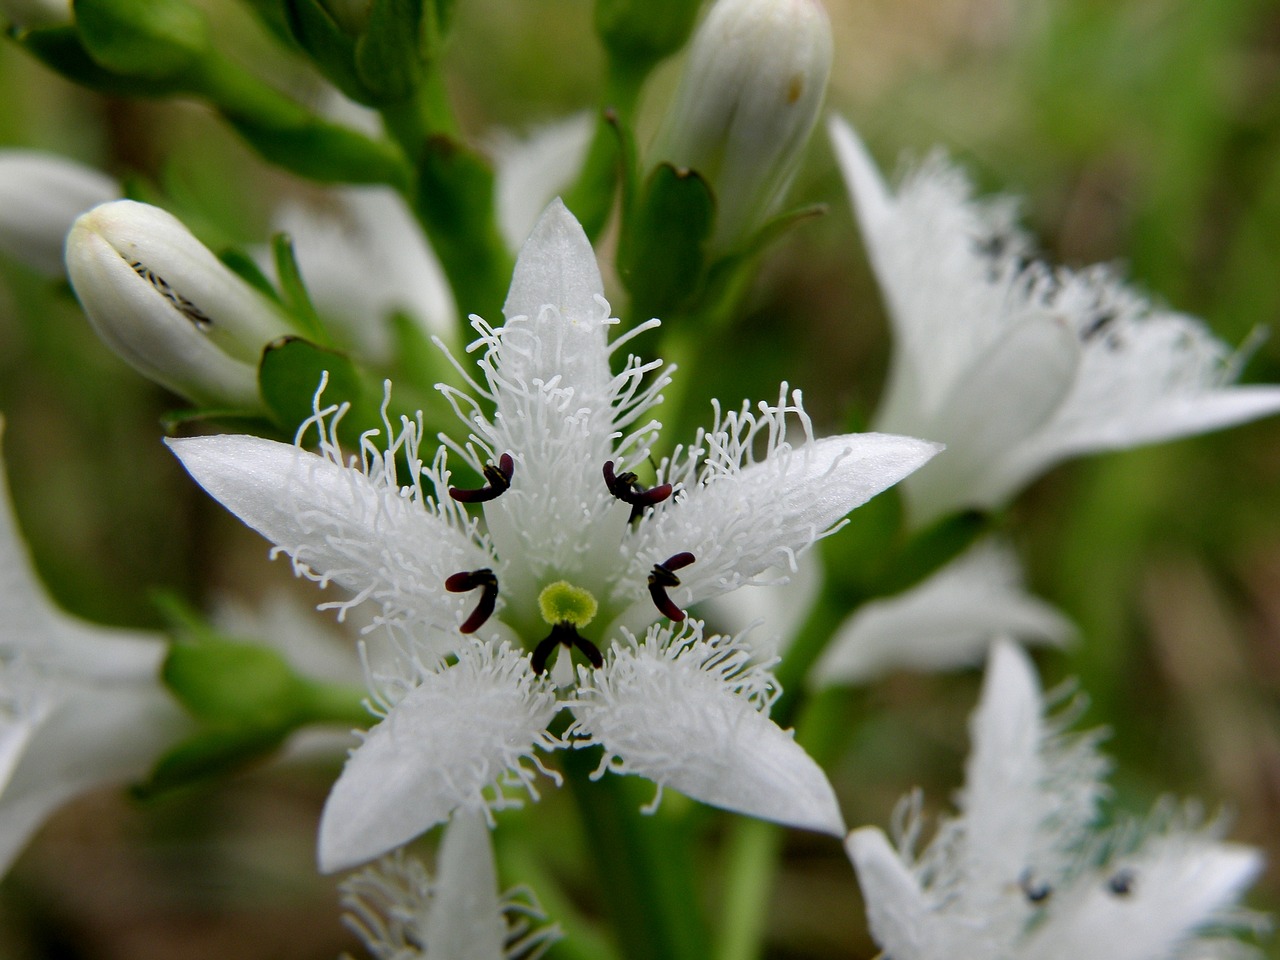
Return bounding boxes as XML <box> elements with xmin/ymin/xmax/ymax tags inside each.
<box><xmin>531</xmin><ymin>581</ymin><xmax>603</xmax><ymax>676</ymax></box>
<box><xmin>538</xmin><ymin>580</ymin><xmax>598</xmax><ymax>629</ymax></box>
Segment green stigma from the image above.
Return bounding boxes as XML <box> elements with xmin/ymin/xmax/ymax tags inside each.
<box><xmin>538</xmin><ymin>580</ymin><xmax>598</xmax><ymax>628</ymax></box>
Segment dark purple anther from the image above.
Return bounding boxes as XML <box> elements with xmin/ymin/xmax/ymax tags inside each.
<box><xmin>603</xmin><ymin>460</ymin><xmax>673</xmax><ymax>521</ymax></box>
<box><xmin>647</xmin><ymin>552</ymin><xmax>696</xmax><ymax>622</ymax></box>
<box><xmin>449</xmin><ymin>453</ymin><xmax>514</xmax><ymax>503</ymax></box>
<box><xmin>445</xmin><ymin>568</ymin><xmax>498</xmax><ymax>633</ymax></box>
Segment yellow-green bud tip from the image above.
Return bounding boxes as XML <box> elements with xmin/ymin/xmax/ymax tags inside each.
<box><xmin>538</xmin><ymin>580</ymin><xmax>598</xmax><ymax>628</ymax></box>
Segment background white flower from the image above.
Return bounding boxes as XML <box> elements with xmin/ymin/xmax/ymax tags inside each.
<box><xmin>830</xmin><ymin>115</ymin><xmax>1280</xmax><ymax>526</ymax></box>
<box><xmin>847</xmin><ymin>640</ymin><xmax>1265</xmax><ymax>960</ymax></box>
<box><xmin>810</xmin><ymin>539</ymin><xmax>1074</xmax><ymax>685</ymax></box>
<box><xmin>0</xmin><ymin>417</ymin><xmax>184</xmax><ymax>876</ymax></box>
<box><xmin>340</xmin><ymin>811</ymin><xmax>561</xmax><ymax>960</ymax></box>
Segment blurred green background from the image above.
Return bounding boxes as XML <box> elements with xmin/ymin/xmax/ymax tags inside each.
<box><xmin>1</xmin><ymin>0</ymin><xmax>1279</xmax><ymax>956</ymax></box>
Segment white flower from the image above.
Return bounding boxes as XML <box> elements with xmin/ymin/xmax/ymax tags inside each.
<box><xmin>810</xmin><ymin>540</ymin><xmax>1074</xmax><ymax>685</ymax></box>
<box><xmin>847</xmin><ymin>641</ymin><xmax>1265</xmax><ymax>960</ymax></box>
<box><xmin>0</xmin><ymin>418</ymin><xmax>183</xmax><ymax>876</ymax></box>
<box><xmin>66</xmin><ymin>199</ymin><xmax>294</xmax><ymax>408</ymax></box>
<box><xmin>649</xmin><ymin>0</ymin><xmax>833</xmax><ymax>250</ymax></box>
<box><xmin>168</xmin><ymin>199</ymin><xmax>941</xmax><ymax>872</ymax></box>
<box><xmin>269</xmin><ymin>186</ymin><xmax>458</xmax><ymax>360</ymax></box>
<box><xmin>0</xmin><ymin>150</ymin><xmax>118</xmax><ymax>275</ymax></box>
<box><xmin>829</xmin><ymin>116</ymin><xmax>1280</xmax><ymax>526</ymax></box>
<box><xmin>341</xmin><ymin>811</ymin><xmax>561</xmax><ymax>960</ymax></box>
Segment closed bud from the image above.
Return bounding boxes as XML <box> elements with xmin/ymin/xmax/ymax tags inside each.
<box><xmin>0</xmin><ymin>151</ymin><xmax>118</xmax><ymax>275</ymax></box>
<box><xmin>65</xmin><ymin>200</ymin><xmax>293</xmax><ymax>408</ymax></box>
<box><xmin>649</xmin><ymin>0</ymin><xmax>832</xmax><ymax>250</ymax></box>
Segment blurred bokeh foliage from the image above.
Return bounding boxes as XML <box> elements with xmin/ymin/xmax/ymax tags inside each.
<box><xmin>1</xmin><ymin>0</ymin><xmax>1279</xmax><ymax>957</ymax></box>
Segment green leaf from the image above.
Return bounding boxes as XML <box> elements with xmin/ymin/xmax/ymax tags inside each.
<box><xmin>595</xmin><ymin>0</ymin><xmax>700</xmax><ymax>73</ymax></box>
<box><xmin>219</xmin><ymin>107</ymin><xmax>412</xmax><ymax>187</ymax></box>
<box><xmin>619</xmin><ymin>163</ymin><xmax>714</xmax><ymax>319</ymax></box>
<box><xmin>164</xmin><ymin>639</ymin><xmax>303</xmax><ymax>727</ymax></box>
<box><xmin>73</xmin><ymin>0</ymin><xmax>211</xmax><ymax>80</ymax></box>
<box><xmin>270</xmin><ymin>232</ymin><xmax>329</xmax><ymax>342</ymax></box>
<box><xmin>414</xmin><ymin>134</ymin><xmax>513</xmax><ymax>319</ymax></box>
<box><xmin>219</xmin><ymin>248</ymin><xmax>282</xmax><ymax>302</ymax></box>
<box><xmin>11</xmin><ymin>24</ymin><xmax>187</xmax><ymax>95</ymax></box>
<box><xmin>258</xmin><ymin>335</ymin><xmax>378</xmax><ymax>440</ymax></box>
<box><xmin>135</xmin><ymin>726</ymin><xmax>287</xmax><ymax>797</ymax></box>
<box><xmin>281</xmin><ymin>0</ymin><xmax>370</xmax><ymax>104</ymax></box>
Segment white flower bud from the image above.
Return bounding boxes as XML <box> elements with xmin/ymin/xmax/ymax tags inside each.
<box><xmin>650</xmin><ymin>0</ymin><xmax>833</xmax><ymax>250</ymax></box>
<box><xmin>65</xmin><ymin>200</ymin><xmax>292</xmax><ymax>408</ymax></box>
<box><xmin>0</xmin><ymin>151</ymin><xmax>118</xmax><ymax>276</ymax></box>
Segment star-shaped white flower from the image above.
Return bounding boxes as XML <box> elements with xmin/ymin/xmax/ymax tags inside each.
<box><xmin>810</xmin><ymin>540</ymin><xmax>1074</xmax><ymax>685</ymax></box>
<box><xmin>168</xmin><ymin>199</ymin><xmax>941</xmax><ymax>872</ymax></box>
<box><xmin>830</xmin><ymin>115</ymin><xmax>1280</xmax><ymax>526</ymax></box>
<box><xmin>0</xmin><ymin>418</ymin><xmax>183</xmax><ymax>876</ymax></box>
<box><xmin>341</xmin><ymin>811</ymin><xmax>561</xmax><ymax>960</ymax></box>
<box><xmin>847</xmin><ymin>641</ymin><xmax>1264</xmax><ymax>960</ymax></box>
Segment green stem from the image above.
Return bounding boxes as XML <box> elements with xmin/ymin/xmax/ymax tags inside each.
<box><xmin>713</xmin><ymin>688</ymin><xmax>861</xmax><ymax>960</ymax></box>
<box><xmin>713</xmin><ymin>819</ymin><xmax>784</xmax><ymax>960</ymax></box>
<box><xmin>379</xmin><ymin>62</ymin><xmax>460</xmax><ymax>156</ymax></box>
<box><xmin>562</xmin><ymin>60</ymin><xmax>646</xmax><ymax>239</ymax></box>
<box><xmin>561</xmin><ymin>748</ymin><xmax>711</xmax><ymax>960</ymax></box>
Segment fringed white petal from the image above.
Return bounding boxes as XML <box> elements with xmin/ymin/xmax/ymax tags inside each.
<box><xmin>318</xmin><ymin>642</ymin><xmax>560</xmax><ymax>873</ymax></box>
<box><xmin>167</xmin><ymin>431</ymin><xmax>490</xmax><ymax>646</ymax></box>
<box><xmin>438</xmin><ymin>199</ymin><xmax>668</xmax><ymax>594</ymax></box>
<box><xmin>1019</xmin><ymin>813</ymin><xmax>1264</xmax><ymax>960</ymax></box>
<box><xmin>810</xmin><ymin>541</ymin><xmax>1073</xmax><ymax>685</ymax></box>
<box><xmin>567</xmin><ymin>622</ymin><xmax>844</xmax><ymax>836</ymax></box>
<box><xmin>631</xmin><ymin>387</ymin><xmax>940</xmax><ymax>607</ymax></box>
<box><xmin>340</xmin><ymin>812</ymin><xmax>561</xmax><ymax>960</ymax></box>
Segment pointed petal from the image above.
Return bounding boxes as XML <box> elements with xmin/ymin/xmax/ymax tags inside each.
<box><xmin>903</xmin><ymin>315</ymin><xmax>1080</xmax><ymax>523</ymax></box>
<box><xmin>846</xmin><ymin>827</ymin><xmax>939</xmax><ymax>960</ymax></box>
<box><xmin>502</xmin><ymin>198</ymin><xmax>609</xmax><ymax>365</ymax></box>
<box><xmin>827</xmin><ymin>116</ymin><xmax>895</xmax><ymax>244</ymax></box>
<box><xmin>958</xmin><ymin>642</ymin><xmax>1108</xmax><ymax>915</ymax></box>
<box><xmin>423</xmin><ymin>812</ymin><xmax>508</xmax><ymax>960</ymax></box>
<box><xmin>167</xmin><ymin>434</ymin><xmax>489</xmax><ymax>640</ymax></box>
<box><xmin>0</xmin><ymin>679</ymin><xmax>185</xmax><ymax>876</ymax></box>
<box><xmin>568</xmin><ymin>624</ymin><xmax>844</xmax><ymax>836</ymax></box>
<box><xmin>318</xmin><ymin>643</ymin><xmax>559</xmax><ymax>873</ymax></box>
<box><xmin>810</xmin><ymin>541</ymin><xmax>1073</xmax><ymax>685</ymax></box>
<box><xmin>641</xmin><ymin>397</ymin><xmax>941</xmax><ymax>606</ymax></box>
